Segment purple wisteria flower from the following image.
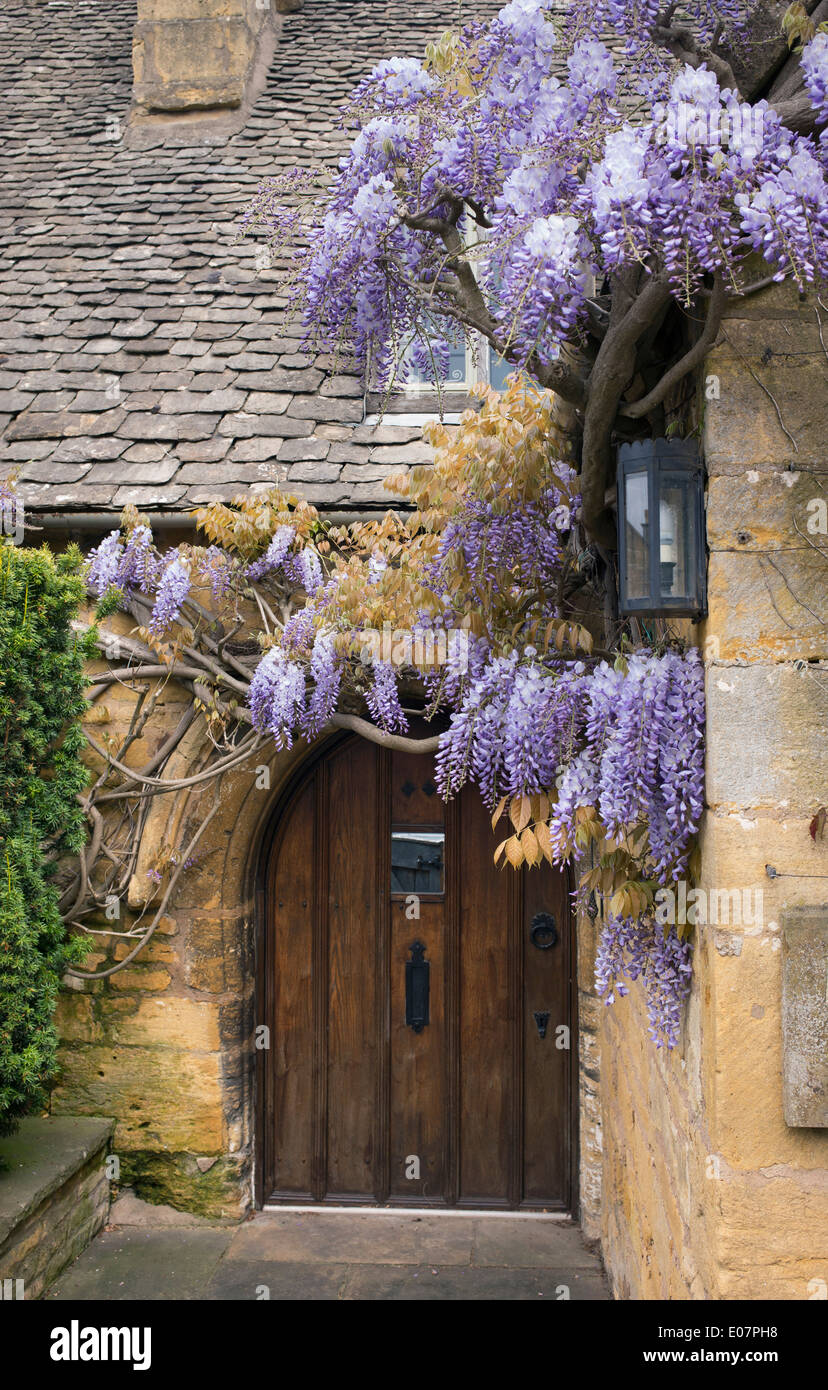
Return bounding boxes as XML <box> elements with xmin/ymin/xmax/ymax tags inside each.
<box><xmin>364</xmin><ymin>659</ymin><xmax>408</xmax><ymax>734</ymax></box>
<box><xmin>118</xmin><ymin>525</ymin><xmax>159</xmax><ymax>596</ymax></box>
<box><xmin>301</xmin><ymin>631</ymin><xmax>342</xmax><ymax>738</ymax></box>
<box><xmin>595</xmin><ymin>912</ymin><xmax>693</xmax><ymax>1049</ymax></box>
<box><xmin>88</xmin><ymin>525</ymin><xmax>159</xmax><ymax>599</ymax></box>
<box><xmin>246</xmin><ymin>525</ymin><xmax>295</xmax><ymax>582</ymax></box>
<box><xmin>148</xmin><ymin>556</ymin><xmax>191</xmax><ymax>635</ymax></box>
<box><xmin>87</xmin><ymin>530</ymin><xmax>123</xmax><ymax>597</ymax></box>
<box><xmin>198</xmin><ymin>545</ymin><xmax>238</xmax><ymax>601</ymax></box>
<box><xmin>801</xmin><ymin>30</ymin><xmax>828</xmax><ymax>127</ymax></box>
<box><xmin>283</xmin><ymin>547</ymin><xmax>324</xmax><ymax>596</ymax></box>
<box><xmin>249</xmin><ymin>646</ymin><xmax>307</xmax><ymax>750</ymax></box>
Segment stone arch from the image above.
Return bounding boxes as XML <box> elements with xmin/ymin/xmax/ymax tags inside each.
<box><xmin>55</xmin><ymin>700</ymin><xmax>602</xmax><ymax>1223</ymax></box>
<box><xmin>56</xmin><ymin>697</ymin><xmax>336</xmax><ymax>1218</ymax></box>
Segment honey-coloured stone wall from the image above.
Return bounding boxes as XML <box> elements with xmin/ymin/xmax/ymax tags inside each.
<box><xmin>597</xmin><ymin>278</ymin><xmax>828</xmax><ymax>1301</ymax></box>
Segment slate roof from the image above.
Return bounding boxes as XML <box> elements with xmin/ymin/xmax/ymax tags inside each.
<box><xmin>0</xmin><ymin>0</ymin><xmax>504</xmax><ymax>518</ymax></box>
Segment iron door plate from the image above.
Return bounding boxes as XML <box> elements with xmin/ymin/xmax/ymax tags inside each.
<box><xmin>405</xmin><ymin>940</ymin><xmax>430</xmax><ymax>1033</ymax></box>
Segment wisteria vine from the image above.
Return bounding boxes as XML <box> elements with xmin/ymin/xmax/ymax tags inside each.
<box><xmin>61</xmin><ymin>378</ymin><xmax>705</xmax><ymax>1046</ymax></box>
<box><xmin>244</xmin><ymin>0</ymin><xmax>828</xmax><ymax>545</ymax></box>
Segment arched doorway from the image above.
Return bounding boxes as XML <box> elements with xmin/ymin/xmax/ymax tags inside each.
<box><xmin>255</xmin><ymin>734</ymin><xmax>577</xmax><ymax>1211</ymax></box>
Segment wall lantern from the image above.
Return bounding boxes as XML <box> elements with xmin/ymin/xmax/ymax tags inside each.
<box><xmin>616</xmin><ymin>438</ymin><xmax>707</xmax><ymax>619</ymax></box>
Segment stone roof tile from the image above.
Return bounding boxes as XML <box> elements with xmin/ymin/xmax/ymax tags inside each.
<box><xmin>0</xmin><ymin>0</ymin><xmax>506</xmax><ymax>516</ymax></box>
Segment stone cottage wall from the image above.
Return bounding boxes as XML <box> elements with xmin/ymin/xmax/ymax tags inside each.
<box><xmin>54</xmin><ymin>626</ymin><xmax>313</xmax><ymax>1217</ymax></box>
<box><xmin>598</xmin><ymin>280</ymin><xmax>828</xmax><ymax>1300</ymax></box>
<box><xmin>54</xmin><ymin>650</ymin><xmax>604</xmax><ymax>1219</ymax></box>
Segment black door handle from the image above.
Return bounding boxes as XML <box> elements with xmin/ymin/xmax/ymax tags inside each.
<box><xmin>405</xmin><ymin>940</ymin><xmax>430</xmax><ymax>1032</ymax></box>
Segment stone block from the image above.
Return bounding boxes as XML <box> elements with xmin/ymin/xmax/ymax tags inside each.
<box><xmin>715</xmin><ymin>1171</ymin><xmax>828</xmax><ymax>1300</ymax></box>
<box><xmin>705</xmin><ymin>662</ymin><xmax>828</xmax><ymax>813</ymax></box>
<box><xmin>55</xmin><ymin>994</ymin><xmax>102</xmax><ymax>1044</ymax></box>
<box><xmin>132</xmin><ymin>16</ymin><xmax>266</xmax><ymax>114</ymax></box>
<box><xmin>52</xmin><ymin>1045</ymin><xmax>224</xmax><ymax>1151</ymax></box>
<box><xmin>705</xmin><ymin>551</ymin><xmax>827</xmax><ymax>663</ymax></box>
<box><xmin>104</xmin><ymin>996</ymin><xmax>221</xmax><ymax>1051</ymax></box>
<box><xmin>782</xmin><ymin>907</ymin><xmax>828</xmax><ymax>1128</ymax></box>
<box><xmin>705</xmin><ymin>344</ymin><xmax>828</xmax><ymax>471</ymax></box>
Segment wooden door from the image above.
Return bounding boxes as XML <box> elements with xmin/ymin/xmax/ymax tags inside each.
<box><xmin>258</xmin><ymin>736</ymin><xmax>576</xmax><ymax>1210</ymax></box>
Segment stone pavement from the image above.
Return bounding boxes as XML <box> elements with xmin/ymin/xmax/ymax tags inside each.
<box><xmin>47</xmin><ymin>1197</ymin><xmax>610</xmax><ymax>1301</ymax></box>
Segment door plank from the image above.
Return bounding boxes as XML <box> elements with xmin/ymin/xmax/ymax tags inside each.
<box><xmin>522</xmin><ymin>862</ymin><xmax>571</xmax><ymax>1206</ymax></box>
<box><xmin>388</xmin><ymin>899</ymin><xmax>446</xmax><ymax>1199</ymax></box>
<box><xmin>456</xmin><ymin>787</ymin><xmax>513</xmax><ymax>1205</ymax></box>
<box><xmin>268</xmin><ymin>777</ymin><xmax>315</xmax><ymax>1199</ymax></box>
<box><xmin>325</xmin><ymin>738</ymin><xmax>380</xmax><ymax>1198</ymax></box>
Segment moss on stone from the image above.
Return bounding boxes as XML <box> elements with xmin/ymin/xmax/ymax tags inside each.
<box><xmin>118</xmin><ymin>1151</ymin><xmax>246</xmax><ymax>1219</ymax></box>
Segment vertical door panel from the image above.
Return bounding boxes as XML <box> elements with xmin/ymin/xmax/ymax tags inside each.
<box><xmin>522</xmin><ymin>861</ymin><xmax>572</xmax><ymax>1206</ymax></box>
<box><xmin>268</xmin><ymin>778</ymin><xmax>315</xmax><ymax>1198</ymax></box>
<box><xmin>389</xmin><ymin>899</ymin><xmax>446</xmax><ymax>1199</ymax></box>
<box><xmin>388</xmin><ymin>749</ymin><xmax>446</xmax><ymax>1199</ymax></box>
<box><xmin>457</xmin><ymin>787</ymin><xmax>513</xmax><ymax>1204</ymax></box>
<box><xmin>325</xmin><ymin>739</ymin><xmax>380</xmax><ymax>1197</ymax></box>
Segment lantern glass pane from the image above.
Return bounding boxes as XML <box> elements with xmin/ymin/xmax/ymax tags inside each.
<box><xmin>622</xmin><ymin>469</ymin><xmax>650</xmax><ymax>600</ymax></box>
<box><xmin>659</xmin><ymin>474</ymin><xmax>695</xmax><ymax>600</ymax></box>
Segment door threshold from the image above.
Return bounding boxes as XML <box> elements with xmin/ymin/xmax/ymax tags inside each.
<box><xmin>261</xmin><ymin>1204</ymin><xmax>573</xmax><ymax>1220</ymax></box>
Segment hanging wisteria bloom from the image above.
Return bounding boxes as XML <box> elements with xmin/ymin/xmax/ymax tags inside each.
<box><xmin>802</xmin><ymin>30</ymin><xmax>828</xmax><ymax>127</ymax></box>
<box><xmin>301</xmin><ymin>631</ymin><xmax>342</xmax><ymax>738</ymax></box>
<box><xmin>365</xmin><ymin>659</ymin><xmax>408</xmax><ymax>734</ymax></box>
<box><xmin>595</xmin><ymin>913</ymin><xmax>693</xmax><ymax>1050</ymax></box>
<box><xmin>148</xmin><ymin>556</ymin><xmax>191</xmax><ymax>635</ymax></box>
<box><xmin>118</xmin><ymin>525</ymin><xmax>160</xmax><ymax>597</ymax></box>
<box><xmin>249</xmin><ymin>647</ymin><xmax>307</xmax><ymax>749</ymax></box>
<box><xmin>198</xmin><ymin>545</ymin><xmax>238</xmax><ymax>601</ymax></box>
<box><xmin>284</xmin><ymin>547</ymin><xmax>324</xmax><ymax>596</ymax></box>
<box><xmin>88</xmin><ymin>525</ymin><xmax>159</xmax><ymax>599</ymax></box>
<box><xmin>246</xmin><ymin>525</ymin><xmax>295</xmax><ymax>582</ymax></box>
<box><xmin>87</xmin><ymin>530</ymin><xmax>124</xmax><ymax>597</ymax></box>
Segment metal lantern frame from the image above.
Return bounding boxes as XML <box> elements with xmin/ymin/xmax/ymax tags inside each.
<box><xmin>616</xmin><ymin>437</ymin><xmax>707</xmax><ymax>619</ymax></box>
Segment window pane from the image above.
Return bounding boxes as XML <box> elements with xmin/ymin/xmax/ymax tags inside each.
<box><xmin>659</xmin><ymin>476</ymin><xmax>694</xmax><ymax>599</ymax></box>
<box><xmin>622</xmin><ymin>470</ymin><xmax>650</xmax><ymax>600</ymax></box>
<box><xmin>447</xmin><ymin>339</ymin><xmax>468</xmax><ymax>385</ymax></box>
<box><xmin>488</xmin><ymin>346</ymin><xmax>534</xmax><ymax>393</ymax></box>
<box><xmin>405</xmin><ymin>320</ymin><xmax>467</xmax><ymax>387</ymax></box>
<box><xmin>489</xmin><ymin>346</ymin><xmax>512</xmax><ymax>392</ymax></box>
<box><xmin>391</xmin><ymin>830</ymin><xmax>445</xmax><ymax>894</ymax></box>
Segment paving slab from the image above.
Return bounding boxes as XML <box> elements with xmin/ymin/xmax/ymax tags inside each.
<box><xmin>340</xmin><ymin>1264</ymin><xmax>609</xmax><ymax>1301</ymax></box>
<box><xmin>470</xmin><ymin>1218</ymin><xmax>601</xmax><ymax>1269</ymax></box>
<box><xmin>47</xmin><ymin>1209</ymin><xmax>609</xmax><ymax>1301</ymax></box>
<box><xmin>47</xmin><ymin>1228</ymin><xmax>233</xmax><ymax>1301</ymax></box>
<box><xmin>205</xmin><ymin>1258</ymin><xmax>350</xmax><ymax>1301</ymax></box>
<box><xmin>226</xmin><ymin>1211</ymin><xmax>475</xmax><ymax>1266</ymax></box>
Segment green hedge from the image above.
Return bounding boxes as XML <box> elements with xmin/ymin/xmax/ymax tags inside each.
<box><xmin>0</xmin><ymin>542</ymin><xmax>93</xmax><ymax>1137</ymax></box>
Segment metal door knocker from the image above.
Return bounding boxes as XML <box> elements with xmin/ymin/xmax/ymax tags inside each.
<box><xmin>530</xmin><ymin>912</ymin><xmax>558</xmax><ymax>949</ymax></box>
